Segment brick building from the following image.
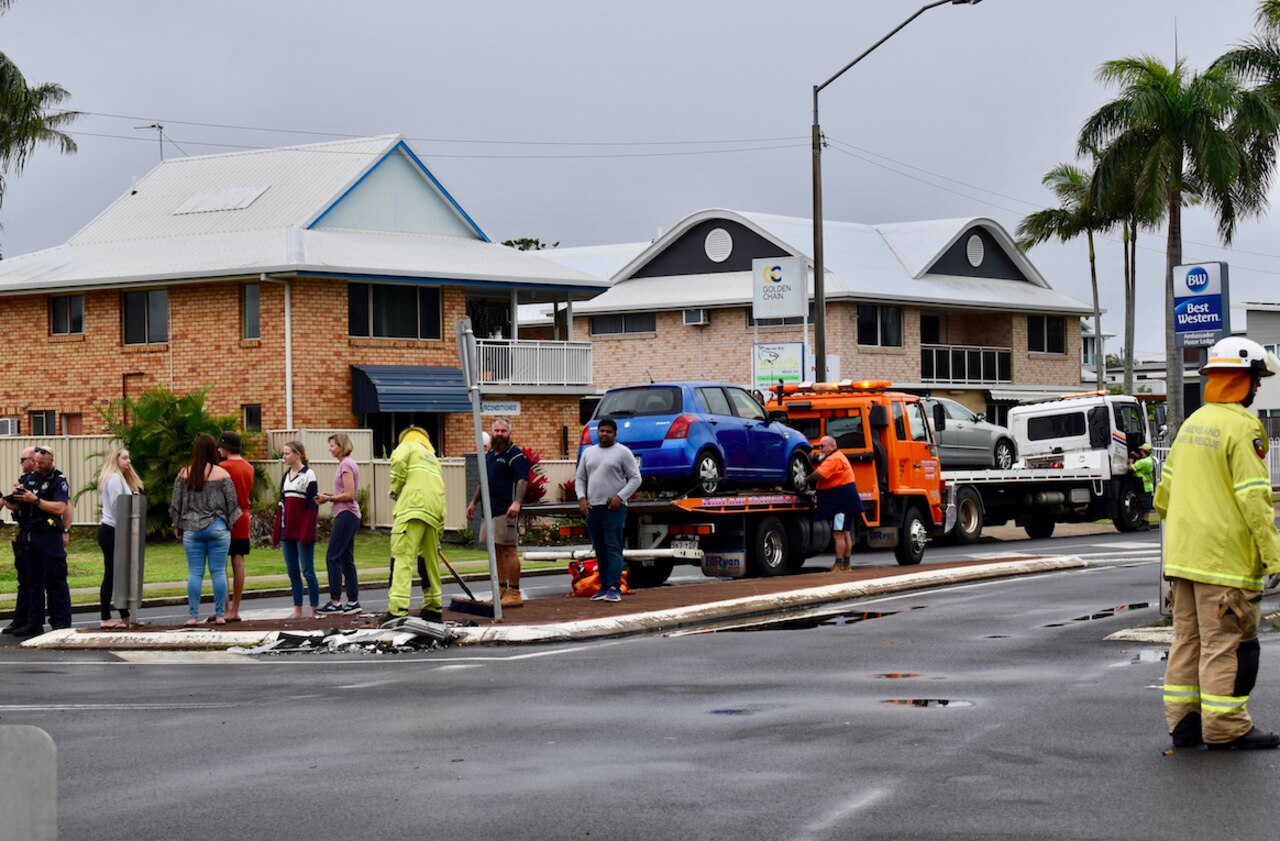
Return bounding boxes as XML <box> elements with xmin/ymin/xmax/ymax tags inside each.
<box><xmin>533</xmin><ymin>209</ymin><xmax>1092</xmax><ymax>423</ymax></box>
<box><xmin>0</xmin><ymin>136</ymin><xmax>605</xmax><ymax>457</ymax></box>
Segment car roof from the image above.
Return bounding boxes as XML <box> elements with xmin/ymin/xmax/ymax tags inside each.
<box><xmin>604</xmin><ymin>381</ymin><xmax>744</xmax><ymax>391</ymax></box>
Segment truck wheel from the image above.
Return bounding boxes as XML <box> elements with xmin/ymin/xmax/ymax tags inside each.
<box><xmin>691</xmin><ymin>451</ymin><xmax>724</xmax><ymax>496</ymax></box>
<box><xmin>749</xmin><ymin>515</ymin><xmax>789</xmax><ymax>577</ymax></box>
<box><xmin>894</xmin><ymin>507</ymin><xmax>927</xmax><ymax>566</ymax></box>
<box><xmin>1023</xmin><ymin>511</ymin><xmax>1055</xmax><ymax>540</ymax></box>
<box><xmin>626</xmin><ymin>559</ymin><xmax>674</xmax><ymax>588</ymax></box>
<box><xmin>785</xmin><ymin>451</ymin><xmax>811</xmax><ymax>493</ymax></box>
<box><xmin>993</xmin><ymin>439</ymin><xmax>1015</xmax><ymax>470</ymax></box>
<box><xmin>1113</xmin><ymin>478</ymin><xmax>1144</xmax><ymax>533</ymax></box>
<box><xmin>952</xmin><ymin>486</ymin><xmax>984</xmax><ymax>545</ymax></box>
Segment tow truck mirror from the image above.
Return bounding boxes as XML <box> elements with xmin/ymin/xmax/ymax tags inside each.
<box><xmin>869</xmin><ymin>404</ymin><xmax>889</xmax><ymax>429</ymax></box>
<box><xmin>767</xmin><ymin>409</ymin><xmax>790</xmax><ymax>424</ymax></box>
<box><xmin>932</xmin><ymin>403</ymin><xmax>946</xmax><ymax>432</ymax></box>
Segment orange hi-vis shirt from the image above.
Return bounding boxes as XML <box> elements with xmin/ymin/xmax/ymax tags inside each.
<box><xmin>814</xmin><ymin>450</ymin><xmax>855</xmax><ymax>490</ymax></box>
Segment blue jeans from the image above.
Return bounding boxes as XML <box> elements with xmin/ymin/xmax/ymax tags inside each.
<box><xmin>586</xmin><ymin>505</ymin><xmax>627</xmax><ymax>589</ymax></box>
<box><xmin>183</xmin><ymin>518</ymin><xmax>230</xmax><ymax>619</ymax></box>
<box><xmin>325</xmin><ymin>511</ymin><xmax>360</xmax><ymax>602</ymax></box>
<box><xmin>282</xmin><ymin>538</ymin><xmax>320</xmax><ymax>608</ymax></box>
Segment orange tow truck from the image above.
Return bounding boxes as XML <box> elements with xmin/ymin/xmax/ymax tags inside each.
<box><xmin>765</xmin><ymin>380</ymin><xmax>954</xmax><ymax>565</ymax></box>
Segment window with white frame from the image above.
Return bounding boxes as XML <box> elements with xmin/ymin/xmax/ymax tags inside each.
<box><xmin>348</xmin><ymin>282</ymin><xmax>442</xmax><ymax>340</ymax></box>
<box><xmin>590</xmin><ymin>312</ymin><xmax>656</xmax><ymax>335</ymax></box>
<box><xmin>29</xmin><ymin>410</ymin><xmax>56</xmax><ymax>436</ymax></box>
<box><xmin>1028</xmin><ymin>315</ymin><xmax>1065</xmax><ymax>354</ymax></box>
<box><xmin>122</xmin><ymin>289</ymin><xmax>168</xmax><ymax>345</ymax></box>
<box><xmin>51</xmin><ymin>295</ymin><xmax>84</xmax><ymax>335</ymax></box>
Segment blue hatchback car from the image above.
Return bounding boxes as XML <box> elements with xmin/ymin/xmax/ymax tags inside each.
<box><xmin>578</xmin><ymin>382</ymin><xmax>813</xmax><ymax>495</ymax></box>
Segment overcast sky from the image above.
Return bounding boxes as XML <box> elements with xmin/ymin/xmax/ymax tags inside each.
<box><xmin>3</xmin><ymin>0</ymin><xmax>1278</xmax><ymax>360</ymax></box>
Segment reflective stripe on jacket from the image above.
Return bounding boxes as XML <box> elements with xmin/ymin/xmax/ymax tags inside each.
<box><xmin>389</xmin><ymin>440</ymin><xmax>446</xmax><ymax>531</ymax></box>
<box><xmin>1154</xmin><ymin>402</ymin><xmax>1280</xmax><ymax>590</ymax></box>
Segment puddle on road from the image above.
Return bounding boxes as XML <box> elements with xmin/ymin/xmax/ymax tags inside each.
<box><xmin>719</xmin><ymin>606</ymin><xmax>924</xmax><ymax>633</ymax></box>
<box><xmin>881</xmin><ymin>698</ymin><xmax>974</xmax><ymax>708</ymax></box>
<box><xmin>1044</xmin><ymin>602</ymin><xmax>1151</xmax><ymax>628</ymax></box>
<box><xmin>875</xmin><ymin>673</ymin><xmax>921</xmax><ymax>679</ymax></box>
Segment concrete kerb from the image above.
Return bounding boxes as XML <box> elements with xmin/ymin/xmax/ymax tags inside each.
<box><xmin>22</xmin><ymin>556</ymin><xmax>1090</xmax><ymax>651</ymax></box>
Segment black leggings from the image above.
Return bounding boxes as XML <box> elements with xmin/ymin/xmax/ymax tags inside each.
<box><xmin>97</xmin><ymin>524</ymin><xmax>129</xmax><ymax>620</ymax></box>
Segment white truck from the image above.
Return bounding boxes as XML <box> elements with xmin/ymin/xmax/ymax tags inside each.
<box><xmin>939</xmin><ymin>393</ymin><xmax>1151</xmax><ymax>543</ymax></box>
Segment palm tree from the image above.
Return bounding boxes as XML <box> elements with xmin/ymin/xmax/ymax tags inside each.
<box><xmin>0</xmin><ymin>0</ymin><xmax>78</xmax><ymax>208</ymax></box>
<box><xmin>1079</xmin><ymin>56</ymin><xmax>1280</xmax><ymax>438</ymax></box>
<box><xmin>1016</xmin><ymin>162</ymin><xmax>1110</xmax><ymax>389</ymax></box>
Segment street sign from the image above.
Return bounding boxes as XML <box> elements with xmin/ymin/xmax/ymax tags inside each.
<box><xmin>1173</xmin><ymin>262</ymin><xmax>1230</xmax><ymax>347</ymax></box>
<box><xmin>751</xmin><ymin>257</ymin><xmax>806</xmax><ymax>320</ymax></box>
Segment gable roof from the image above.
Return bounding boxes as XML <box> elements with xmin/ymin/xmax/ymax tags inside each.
<box><xmin>575</xmin><ymin>209</ymin><xmax>1089</xmax><ymax>315</ymax></box>
<box><xmin>0</xmin><ymin>135</ymin><xmax>606</xmax><ymax>299</ymax></box>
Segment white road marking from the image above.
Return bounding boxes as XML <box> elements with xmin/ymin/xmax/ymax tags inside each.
<box><xmin>794</xmin><ymin>787</ymin><xmax>891</xmax><ymax>841</ymax></box>
<box><xmin>0</xmin><ymin>702</ymin><xmax>236</xmax><ymax>711</ymax></box>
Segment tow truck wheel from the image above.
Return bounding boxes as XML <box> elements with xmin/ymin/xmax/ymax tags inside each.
<box><xmin>691</xmin><ymin>452</ymin><xmax>724</xmax><ymax>497</ymax></box>
<box><xmin>951</xmin><ymin>486</ymin><xmax>984</xmax><ymax>545</ymax></box>
<box><xmin>1113</xmin><ymin>478</ymin><xmax>1144</xmax><ymax>533</ymax></box>
<box><xmin>750</xmin><ymin>515</ymin><xmax>789</xmax><ymax>577</ymax></box>
<box><xmin>626</xmin><ymin>559</ymin><xmax>674</xmax><ymax>588</ymax></box>
<box><xmin>786</xmin><ymin>451</ymin><xmax>811</xmax><ymax>493</ymax></box>
<box><xmin>1023</xmin><ymin>511</ymin><xmax>1055</xmax><ymax>540</ymax></box>
<box><xmin>894</xmin><ymin>507</ymin><xmax>927</xmax><ymax>566</ymax></box>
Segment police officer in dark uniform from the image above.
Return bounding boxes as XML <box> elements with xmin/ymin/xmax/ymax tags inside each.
<box><xmin>11</xmin><ymin>446</ymin><xmax>71</xmax><ymax>637</ymax></box>
<box><xmin>2</xmin><ymin>447</ymin><xmax>39</xmax><ymax>636</ymax></box>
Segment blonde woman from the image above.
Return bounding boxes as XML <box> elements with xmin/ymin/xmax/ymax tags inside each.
<box><xmin>316</xmin><ymin>433</ymin><xmax>362</xmax><ymax>614</ymax></box>
<box><xmin>98</xmin><ymin>447</ymin><xmax>143</xmax><ymax>629</ymax></box>
<box><xmin>271</xmin><ymin>441</ymin><xmax>320</xmax><ymax>619</ymax></box>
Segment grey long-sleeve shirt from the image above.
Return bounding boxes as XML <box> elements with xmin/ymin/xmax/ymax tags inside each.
<box><xmin>575</xmin><ymin>443</ymin><xmax>642</xmax><ymax>506</ymax></box>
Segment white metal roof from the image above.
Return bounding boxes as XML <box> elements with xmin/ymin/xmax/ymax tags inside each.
<box><xmin>0</xmin><ymin>135</ymin><xmax>606</xmax><ymax>297</ymax></box>
<box><xmin>575</xmin><ymin>209</ymin><xmax>1091</xmax><ymax>315</ymax></box>
<box><xmin>526</xmin><ymin>241</ymin><xmax>650</xmax><ymax>282</ymax></box>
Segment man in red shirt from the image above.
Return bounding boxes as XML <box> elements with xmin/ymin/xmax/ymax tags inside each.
<box><xmin>218</xmin><ymin>432</ymin><xmax>256</xmax><ymax>622</ymax></box>
<box><xmin>806</xmin><ymin>435</ymin><xmax>865</xmax><ymax>571</ymax></box>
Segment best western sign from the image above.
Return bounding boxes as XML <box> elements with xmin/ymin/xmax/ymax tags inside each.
<box><xmin>751</xmin><ymin>257</ymin><xmax>806</xmax><ymax>320</ymax></box>
<box><xmin>1173</xmin><ymin>262</ymin><xmax>1230</xmax><ymax>348</ymax></box>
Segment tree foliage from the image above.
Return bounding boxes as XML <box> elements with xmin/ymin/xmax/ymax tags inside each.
<box><xmin>93</xmin><ymin>388</ymin><xmax>265</xmax><ymax>536</ymax></box>
<box><xmin>502</xmin><ymin>237</ymin><xmax>559</xmax><ymax>251</ymax></box>
<box><xmin>0</xmin><ymin>1</ymin><xmax>78</xmax><ymax>209</ymax></box>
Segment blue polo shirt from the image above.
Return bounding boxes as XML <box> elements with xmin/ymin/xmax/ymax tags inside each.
<box><xmin>486</xmin><ymin>444</ymin><xmax>530</xmax><ymax>513</ymax></box>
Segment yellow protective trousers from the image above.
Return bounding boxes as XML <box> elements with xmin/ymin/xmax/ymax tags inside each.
<box><xmin>389</xmin><ymin>519</ymin><xmax>441</xmax><ymax>615</ymax></box>
<box><xmin>1164</xmin><ymin>577</ymin><xmax>1262</xmax><ymax>744</ymax></box>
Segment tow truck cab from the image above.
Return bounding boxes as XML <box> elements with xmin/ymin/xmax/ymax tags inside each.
<box><xmin>765</xmin><ymin>381</ymin><xmax>951</xmax><ymax>564</ymax></box>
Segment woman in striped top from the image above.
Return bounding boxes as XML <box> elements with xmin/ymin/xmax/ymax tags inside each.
<box><xmin>272</xmin><ymin>440</ymin><xmax>320</xmax><ymax>619</ymax></box>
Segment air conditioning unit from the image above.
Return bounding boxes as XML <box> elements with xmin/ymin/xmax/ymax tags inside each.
<box><xmin>683</xmin><ymin>308</ymin><xmax>710</xmax><ymax>326</ymax></box>
<box><xmin>0</xmin><ymin>417</ymin><xmax>18</xmax><ymax>436</ymax></box>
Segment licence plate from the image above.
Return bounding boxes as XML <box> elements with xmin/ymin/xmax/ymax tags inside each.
<box><xmin>671</xmin><ymin>538</ymin><xmax>698</xmax><ymax>551</ymax></box>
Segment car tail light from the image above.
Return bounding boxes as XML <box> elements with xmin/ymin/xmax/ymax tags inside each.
<box><xmin>579</xmin><ymin>425</ymin><xmax>594</xmax><ymax>446</ymax></box>
<box><xmin>665</xmin><ymin>414</ymin><xmax>698</xmax><ymax>440</ymax></box>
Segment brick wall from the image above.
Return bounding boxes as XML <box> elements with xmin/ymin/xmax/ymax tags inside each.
<box><xmin>1</xmin><ymin>279</ymin><xmax>584</xmax><ymax>460</ymax></box>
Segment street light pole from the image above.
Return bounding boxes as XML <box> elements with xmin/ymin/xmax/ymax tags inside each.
<box><xmin>811</xmin><ymin>0</ymin><xmax>982</xmax><ymax>382</ymax></box>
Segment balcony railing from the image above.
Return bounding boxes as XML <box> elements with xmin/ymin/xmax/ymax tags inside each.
<box><xmin>476</xmin><ymin>339</ymin><xmax>593</xmax><ymax>386</ymax></box>
<box><xmin>921</xmin><ymin>343</ymin><xmax>1012</xmax><ymax>384</ymax></box>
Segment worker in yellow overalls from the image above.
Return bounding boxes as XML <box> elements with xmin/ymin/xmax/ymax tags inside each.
<box><xmin>384</xmin><ymin>426</ymin><xmax>447</xmax><ymax>624</ymax></box>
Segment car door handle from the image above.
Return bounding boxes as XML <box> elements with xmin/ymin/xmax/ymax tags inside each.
<box><xmin>708</xmin><ymin>419</ymin><xmax>719</xmax><ymax>425</ymax></box>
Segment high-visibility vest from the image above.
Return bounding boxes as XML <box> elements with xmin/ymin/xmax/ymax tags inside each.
<box><xmin>1155</xmin><ymin>402</ymin><xmax>1280</xmax><ymax>590</ymax></box>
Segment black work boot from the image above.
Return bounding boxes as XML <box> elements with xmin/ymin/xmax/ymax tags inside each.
<box><xmin>1206</xmin><ymin>728</ymin><xmax>1280</xmax><ymax>751</ymax></box>
<box><xmin>419</xmin><ymin>608</ymin><xmax>443</xmax><ymax>623</ymax></box>
<box><xmin>1170</xmin><ymin>712</ymin><xmax>1203</xmax><ymax>748</ymax></box>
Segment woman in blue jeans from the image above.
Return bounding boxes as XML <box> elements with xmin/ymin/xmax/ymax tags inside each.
<box><xmin>316</xmin><ymin>433</ymin><xmax>362</xmax><ymax>614</ymax></box>
<box><xmin>272</xmin><ymin>440</ymin><xmax>320</xmax><ymax>619</ymax></box>
<box><xmin>169</xmin><ymin>433</ymin><xmax>242</xmax><ymax>626</ymax></box>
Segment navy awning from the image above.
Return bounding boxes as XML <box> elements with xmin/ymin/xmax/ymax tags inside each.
<box><xmin>351</xmin><ymin>365</ymin><xmax>471</xmax><ymax>414</ymax></box>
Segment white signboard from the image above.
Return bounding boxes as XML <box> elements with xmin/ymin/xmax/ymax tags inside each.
<box><xmin>753</xmin><ymin>342</ymin><xmax>806</xmax><ymax>389</ymax></box>
<box><xmin>806</xmin><ymin>352</ymin><xmax>840</xmax><ymax>382</ymax></box>
<box><xmin>751</xmin><ymin>257</ymin><xmax>807</xmax><ymax>320</ymax></box>
<box><xmin>480</xmin><ymin>401</ymin><xmax>521</xmax><ymax>416</ymax></box>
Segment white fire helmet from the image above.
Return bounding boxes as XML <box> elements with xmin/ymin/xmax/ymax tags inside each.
<box><xmin>1199</xmin><ymin>336</ymin><xmax>1280</xmax><ymax>377</ymax></box>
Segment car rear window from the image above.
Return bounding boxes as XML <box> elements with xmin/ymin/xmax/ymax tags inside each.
<box><xmin>596</xmin><ymin>387</ymin><xmax>683</xmax><ymax>417</ymax></box>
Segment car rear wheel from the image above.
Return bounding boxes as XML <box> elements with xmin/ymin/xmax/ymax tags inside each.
<box><xmin>993</xmin><ymin>439</ymin><xmax>1015</xmax><ymax>469</ymax></box>
<box><xmin>786</xmin><ymin>451</ymin><xmax>811</xmax><ymax>492</ymax></box>
<box><xmin>691</xmin><ymin>451</ymin><xmax>723</xmax><ymax>496</ymax></box>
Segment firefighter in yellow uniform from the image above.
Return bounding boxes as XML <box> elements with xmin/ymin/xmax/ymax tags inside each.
<box><xmin>1156</xmin><ymin>336</ymin><xmax>1280</xmax><ymax>750</ymax></box>
<box><xmin>385</xmin><ymin>426</ymin><xmax>447</xmax><ymax>624</ymax></box>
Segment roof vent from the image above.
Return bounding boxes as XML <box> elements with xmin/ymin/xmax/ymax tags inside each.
<box><xmin>966</xmin><ymin>233</ymin><xmax>985</xmax><ymax>268</ymax></box>
<box><xmin>704</xmin><ymin>227</ymin><xmax>733</xmax><ymax>263</ymax></box>
<box><xmin>174</xmin><ymin>186</ymin><xmax>269</xmax><ymax>215</ymax></box>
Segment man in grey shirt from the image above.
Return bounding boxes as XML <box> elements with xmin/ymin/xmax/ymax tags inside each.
<box><xmin>576</xmin><ymin>417</ymin><xmax>642</xmax><ymax>603</ymax></box>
